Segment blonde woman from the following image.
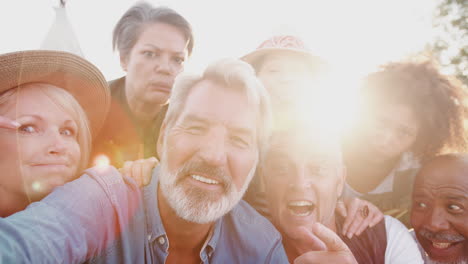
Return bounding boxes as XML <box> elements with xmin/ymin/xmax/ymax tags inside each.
<box><xmin>0</xmin><ymin>50</ymin><xmax>109</xmax><ymax>217</ymax></box>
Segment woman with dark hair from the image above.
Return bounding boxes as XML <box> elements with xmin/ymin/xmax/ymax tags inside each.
<box><xmin>341</xmin><ymin>58</ymin><xmax>467</xmax><ymax>229</ymax></box>
<box><xmin>91</xmin><ymin>1</ymin><xmax>194</xmax><ymax>167</ymax></box>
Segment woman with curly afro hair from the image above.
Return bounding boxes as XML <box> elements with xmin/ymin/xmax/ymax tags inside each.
<box><xmin>341</xmin><ymin>58</ymin><xmax>467</xmax><ymax>228</ymax></box>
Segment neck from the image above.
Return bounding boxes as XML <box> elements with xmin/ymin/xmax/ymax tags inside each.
<box><xmin>283</xmin><ymin>216</ymin><xmax>338</xmax><ymax>263</ymax></box>
<box><xmin>347</xmin><ymin>152</ymin><xmax>400</xmax><ymax>193</ymax></box>
<box><xmin>0</xmin><ymin>187</ymin><xmax>30</xmax><ymax>217</ymax></box>
<box><xmin>157</xmin><ymin>186</ymin><xmax>213</xmax><ymax>259</ymax></box>
<box><xmin>125</xmin><ymin>82</ymin><xmax>162</xmax><ymax>125</ymax></box>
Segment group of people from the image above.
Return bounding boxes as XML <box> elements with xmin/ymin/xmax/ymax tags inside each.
<box><xmin>0</xmin><ymin>1</ymin><xmax>467</xmax><ymax>264</ymax></box>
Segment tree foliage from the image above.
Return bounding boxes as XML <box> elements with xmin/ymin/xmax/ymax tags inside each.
<box><xmin>432</xmin><ymin>0</ymin><xmax>467</xmax><ymax>86</ymax></box>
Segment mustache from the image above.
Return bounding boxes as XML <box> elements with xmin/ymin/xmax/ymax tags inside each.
<box><xmin>419</xmin><ymin>228</ymin><xmax>466</xmax><ymax>243</ymax></box>
<box><xmin>176</xmin><ymin>160</ymin><xmax>232</xmax><ymax>191</ymax></box>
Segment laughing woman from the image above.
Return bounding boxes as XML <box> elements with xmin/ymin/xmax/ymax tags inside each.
<box><xmin>342</xmin><ymin>58</ymin><xmax>467</xmax><ymax>227</ymax></box>
<box><xmin>0</xmin><ymin>50</ymin><xmax>109</xmax><ymax>217</ymax></box>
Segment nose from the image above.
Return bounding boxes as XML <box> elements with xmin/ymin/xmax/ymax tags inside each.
<box><xmin>426</xmin><ymin>207</ymin><xmax>450</xmax><ymax>232</ymax></box>
<box><xmin>154</xmin><ymin>55</ymin><xmax>172</xmax><ymax>75</ymax></box>
<box><xmin>288</xmin><ymin>166</ymin><xmax>312</xmax><ymax>190</ymax></box>
<box><xmin>198</xmin><ymin>130</ymin><xmax>227</xmax><ymax>167</ymax></box>
<box><xmin>45</xmin><ymin>131</ymin><xmax>67</xmax><ymax>155</ymax></box>
<box><xmin>376</xmin><ymin>128</ymin><xmax>395</xmax><ymax>147</ymax></box>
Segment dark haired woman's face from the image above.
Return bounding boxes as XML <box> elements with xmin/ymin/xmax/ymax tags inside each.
<box><xmin>363</xmin><ymin>103</ymin><xmax>419</xmax><ymax>163</ymax></box>
<box><xmin>122</xmin><ymin>22</ymin><xmax>188</xmax><ymax>107</ymax></box>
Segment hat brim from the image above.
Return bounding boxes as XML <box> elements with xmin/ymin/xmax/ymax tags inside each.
<box><xmin>0</xmin><ymin>50</ymin><xmax>110</xmax><ymax>138</ymax></box>
<box><xmin>241</xmin><ymin>47</ymin><xmax>328</xmax><ymax>72</ymax></box>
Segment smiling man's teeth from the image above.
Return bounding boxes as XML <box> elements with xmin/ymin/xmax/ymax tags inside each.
<box><xmin>432</xmin><ymin>242</ymin><xmax>451</xmax><ymax>249</ymax></box>
<box><xmin>289</xmin><ymin>201</ymin><xmax>312</xmax><ymax>207</ymax></box>
<box><xmin>287</xmin><ymin>200</ymin><xmax>314</xmax><ymax>216</ymax></box>
<box><xmin>191</xmin><ymin>175</ymin><xmax>220</xmax><ymax>184</ymax></box>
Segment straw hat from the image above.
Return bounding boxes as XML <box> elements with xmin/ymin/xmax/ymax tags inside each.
<box><xmin>241</xmin><ymin>35</ymin><xmax>327</xmax><ymax>71</ymax></box>
<box><xmin>0</xmin><ymin>50</ymin><xmax>110</xmax><ymax>137</ymax></box>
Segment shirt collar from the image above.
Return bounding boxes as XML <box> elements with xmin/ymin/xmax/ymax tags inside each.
<box><xmin>143</xmin><ymin>166</ymin><xmax>223</xmax><ymax>257</ymax></box>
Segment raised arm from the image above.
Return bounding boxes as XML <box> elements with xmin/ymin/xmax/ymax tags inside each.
<box><xmin>0</xmin><ymin>166</ymin><xmax>142</xmax><ymax>263</ymax></box>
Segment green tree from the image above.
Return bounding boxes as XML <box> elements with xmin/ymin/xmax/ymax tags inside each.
<box><xmin>432</xmin><ymin>0</ymin><xmax>467</xmax><ymax>86</ymax></box>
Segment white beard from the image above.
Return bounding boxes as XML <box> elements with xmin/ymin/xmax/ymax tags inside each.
<box><xmin>158</xmin><ymin>146</ymin><xmax>258</xmax><ymax>224</ymax></box>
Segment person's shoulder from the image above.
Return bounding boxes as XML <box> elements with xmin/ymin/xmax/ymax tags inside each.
<box><xmin>225</xmin><ymin>199</ymin><xmax>282</xmax><ymax>241</ymax></box>
<box><xmin>108</xmin><ymin>76</ymin><xmax>126</xmax><ymax>92</ymax></box>
<box><xmin>384</xmin><ymin>216</ymin><xmax>424</xmax><ymax>263</ymax></box>
<box><xmin>384</xmin><ymin>215</ymin><xmax>409</xmax><ymax>231</ymax></box>
<box><xmin>215</xmin><ymin>200</ymin><xmax>286</xmax><ymax>263</ymax></box>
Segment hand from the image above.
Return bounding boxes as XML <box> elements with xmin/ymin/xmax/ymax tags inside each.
<box><xmin>294</xmin><ymin>222</ymin><xmax>357</xmax><ymax>264</ymax></box>
<box><xmin>0</xmin><ymin>116</ymin><xmax>20</xmax><ymax>130</ymax></box>
<box><xmin>120</xmin><ymin>157</ymin><xmax>158</xmax><ymax>187</ymax></box>
<box><xmin>337</xmin><ymin>197</ymin><xmax>383</xmax><ymax>239</ymax></box>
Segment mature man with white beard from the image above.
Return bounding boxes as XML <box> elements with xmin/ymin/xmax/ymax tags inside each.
<box><xmin>411</xmin><ymin>154</ymin><xmax>468</xmax><ymax>264</ymax></box>
<box><xmin>0</xmin><ymin>58</ymin><xmax>288</xmax><ymax>263</ymax></box>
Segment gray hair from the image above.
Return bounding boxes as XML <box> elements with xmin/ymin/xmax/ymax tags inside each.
<box><xmin>112</xmin><ymin>1</ymin><xmax>194</xmax><ymax>61</ymax></box>
<box><xmin>164</xmin><ymin>58</ymin><xmax>272</xmax><ymax>151</ymax></box>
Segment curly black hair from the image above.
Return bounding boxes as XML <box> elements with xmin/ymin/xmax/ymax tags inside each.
<box><xmin>360</xmin><ymin>58</ymin><xmax>467</xmax><ymax>162</ymax></box>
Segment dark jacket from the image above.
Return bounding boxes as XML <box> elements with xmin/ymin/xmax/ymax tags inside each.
<box><xmin>90</xmin><ymin>77</ymin><xmax>167</xmax><ymax>168</ymax></box>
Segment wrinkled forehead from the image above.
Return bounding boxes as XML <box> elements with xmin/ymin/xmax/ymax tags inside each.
<box><xmin>265</xmin><ymin>130</ymin><xmax>343</xmax><ymax>165</ymax></box>
<box><xmin>415</xmin><ymin>159</ymin><xmax>468</xmax><ymax>193</ymax></box>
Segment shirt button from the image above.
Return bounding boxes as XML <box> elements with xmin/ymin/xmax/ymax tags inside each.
<box><xmin>147</xmin><ymin>234</ymin><xmax>152</xmax><ymax>241</ymax></box>
<box><xmin>158</xmin><ymin>236</ymin><xmax>166</xmax><ymax>245</ymax></box>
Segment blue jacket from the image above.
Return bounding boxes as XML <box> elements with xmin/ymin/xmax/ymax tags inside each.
<box><xmin>0</xmin><ymin>166</ymin><xmax>288</xmax><ymax>264</ymax></box>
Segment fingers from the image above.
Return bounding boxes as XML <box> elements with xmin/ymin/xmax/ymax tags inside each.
<box><xmin>336</xmin><ymin>200</ymin><xmax>347</xmax><ymax>218</ymax></box>
<box><xmin>312</xmin><ymin>222</ymin><xmax>350</xmax><ymax>252</ymax></box>
<box><xmin>341</xmin><ymin>198</ymin><xmax>360</xmax><ymax>237</ymax></box>
<box><xmin>119</xmin><ymin>157</ymin><xmax>159</xmax><ymax>187</ymax></box>
<box><xmin>121</xmin><ymin>161</ymin><xmax>132</xmax><ymax>178</ymax></box>
<box><xmin>142</xmin><ymin>157</ymin><xmax>158</xmax><ymax>185</ymax></box>
<box><xmin>354</xmin><ymin>215</ymin><xmax>372</xmax><ymax>237</ymax></box>
<box><xmin>0</xmin><ymin>116</ymin><xmax>20</xmax><ymax>130</ymax></box>
<box><xmin>293</xmin><ymin>223</ymin><xmax>357</xmax><ymax>264</ymax></box>
<box><xmin>292</xmin><ymin>226</ymin><xmax>327</xmax><ymax>252</ymax></box>
<box><xmin>294</xmin><ymin>250</ymin><xmax>357</xmax><ymax>264</ymax></box>
<box><xmin>368</xmin><ymin>204</ymin><xmax>384</xmax><ymax>228</ymax></box>
<box><xmin>131</xmin><ymin>160</ymin><xmax>143</xmax><ymax>187</ymax></box>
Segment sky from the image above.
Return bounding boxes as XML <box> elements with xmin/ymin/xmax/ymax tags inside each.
<box><xmin>0</xmin><ymin>0</ymin><xmax>439</xmax><ymax>132</ymax></box>
<box><xmin>1</xmin><ymin>0</ymin><xmax>438</xmax><ymax>80</ymax></box>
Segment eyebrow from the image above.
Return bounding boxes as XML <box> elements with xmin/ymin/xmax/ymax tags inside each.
<box><xmin>16</xmin><ymin>114</ymin><xmax>44</xmax><ymax>122</ymax></box>
<box><xmin>181</xmin><ymin>114</ymin><xmax>254</xmax><ymax>135</ymax></box>
<box><xmin>142</xmin><ymin>44</ymin><xmax>186</xmax><ymax>56</ymax></box>
<box><xmin>443</xmin><ymin>195</ymin><xmax>468</xmax><ymax>201</ymax></box>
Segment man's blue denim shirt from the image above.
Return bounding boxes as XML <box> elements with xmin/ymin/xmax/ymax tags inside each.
<box><xmin>0</xmin><ymin>166</ymin><xmax>288</xmax><ymax>264</ymax></box>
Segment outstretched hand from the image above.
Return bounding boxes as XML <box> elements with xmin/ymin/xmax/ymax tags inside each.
<box><xmin>0</xmin><ymin>116</ymin><xmax>20</xmax><ymax>130</ymax></box>
<box><xmin>294</xmin><ymin>222</ymin><xmax>357</xmax><ymax>264</ymax></box>
<box><xmin>120</xmin><ymin>157</ymin><xmax>159</xmax><ymax>187</ymax></box>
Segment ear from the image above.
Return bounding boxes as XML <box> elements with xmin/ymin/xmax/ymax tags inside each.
<box><xmin>336</xmin><ymin>165</ymin><xmax>347</xmax><ymax>198</ymax></box>
<box><xmin>156</xmin><ymin>122</ymin><xmax>167</xmax><ymax>159</ymax></box>
<box><xmin>120</xmin><ymin>55</ymin><xmax>128</xmax><ymax>72</ymax></box>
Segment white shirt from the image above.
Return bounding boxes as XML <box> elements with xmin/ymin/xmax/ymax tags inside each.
<box><xmin>384</xmin><ymin>216</ymin><xmax>424</xmax><ymax>263</ymax></box>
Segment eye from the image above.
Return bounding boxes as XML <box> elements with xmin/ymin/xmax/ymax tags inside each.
<box><xmin>447</xmin><ymin>204</ymin><xmax>463</xmax><ymax>213</ymax></box>
<box><xmin>142</xmin><ymin>51</ymin><xmax>156</xmax><ymax>58</ymax></box>
<box><xmin>270</xmin><ymin>165</ymin><xmax>290</xmax><ymax>177</ymax></box>
<box><xmin>186</xmin><ymin>126</ymin><xmax>204</xmax><ymax>135</ymax></box>
<box><xmin>173</xmin><ymin>56</ymin><xmax>185</xmax><ymax>65</ymax></box>
<box><xmin>18</xmin><ymin>124</ymin><xmax>37</xmax><ymax>134</ymax></box>
<box><xmin>415</xmin><ymin>201</ymin><xmax>428</xmax><ymax>209</ymax></box>
<box><xmin>60</xmin><ymin>127</ymin><xmax>76</xmax><ymax>137</ymax></box>
<box><xmin>231</xmin><ymin>135</ymin><xmax>249</xmax><ymax>148</ymax></box>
